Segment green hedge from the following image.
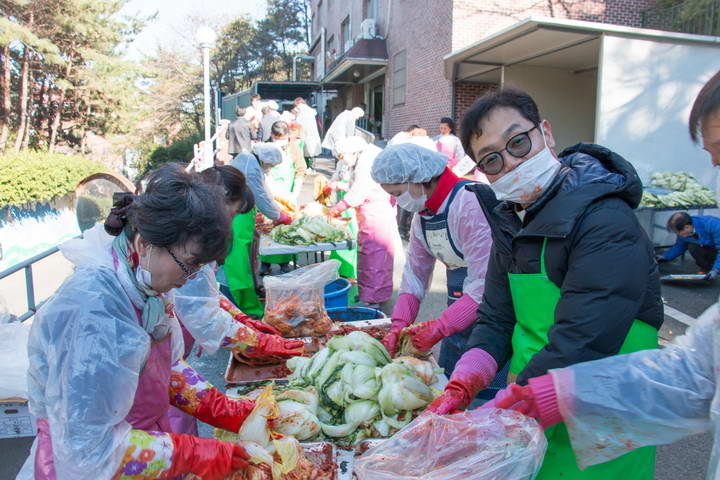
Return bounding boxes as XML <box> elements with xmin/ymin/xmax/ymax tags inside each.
<box><xmin>0</xmin><ymin>152</ymin><xmax>105</xmax><ymax>208</ymax></box>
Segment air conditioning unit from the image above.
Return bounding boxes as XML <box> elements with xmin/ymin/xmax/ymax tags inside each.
<box><xmin>360</xmin><ymin>18</ymin><xmax>376</xmax><ymax>39</ymax></box>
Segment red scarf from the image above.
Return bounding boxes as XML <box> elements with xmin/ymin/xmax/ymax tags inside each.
<box><xmin>424</xmin><ymin>168</ymin><xmax>461</xmax><ymax>215</ymax></box>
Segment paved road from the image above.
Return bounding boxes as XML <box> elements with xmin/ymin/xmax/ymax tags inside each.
<box><xmin>1</xmin><ymin>157</ymin><xmax>716</xmax><ymax>478</ymax></box>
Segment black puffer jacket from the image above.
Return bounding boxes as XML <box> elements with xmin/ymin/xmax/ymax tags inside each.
<box><xmin>466</xmin><ymin>143</ymin><xmax>663</xmax><ymax>385</ymax></box>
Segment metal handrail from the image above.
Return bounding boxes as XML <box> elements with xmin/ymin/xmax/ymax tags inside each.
<box><xmin>0</xmin><ymin>244</ymin><xmax>64</xmax><ymax>322</ymax></box>
<box><xmin>641</xmin><ymin>0</ymin><xmax>720</xmax><ymax>36</ymax></box>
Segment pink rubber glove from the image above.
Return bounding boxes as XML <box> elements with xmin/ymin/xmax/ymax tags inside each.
<box><xmin>488</xmin><ymin>374</ymin><xmax>563</xmax><ymax>429</ymax></box>
<box><xmin>382</xmin><ymin>293</ymin><xmax>420</xmax><ymax>357</ymax></box>
<box><xmin>274</xmin><ymin>211</ymin><xmax>293</xmax><ymax>225</ymax></box>
<box><xmin>425</xmin><ymin>348</ymin><xmax>498</xmax><ymax>415</ymax></box>
<box><xmin>328</xmin><ymin>200</ymin><xmax>349</xmax><ymax>217</ymax></box>
<box><xmin>404</xmin><ymin>294</ymin><xmax>479</xmax><ymax>352</ymax></box>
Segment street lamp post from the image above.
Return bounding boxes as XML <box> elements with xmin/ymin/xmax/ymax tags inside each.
<box><xmin>196</xmin><ymin>26</ymin><xmax>217</xmax><ymax>171</ymax></box>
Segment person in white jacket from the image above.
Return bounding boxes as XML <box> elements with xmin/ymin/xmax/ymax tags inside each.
<box><xmin>322</xmin><ymin>107</ymin><xmax>364</xmax><ymax>155</ymax></box>
<box><xmin>294</xmin><ymin>97</ymin><xmax>322</xmax><ymax>160</ymax></box>
<box><xmin>486</xmin><ymin>69</ymin><xmax>720</xmax><ymax>479</ymax></box>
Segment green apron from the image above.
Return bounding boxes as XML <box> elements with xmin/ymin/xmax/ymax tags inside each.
<box><xmin>507</xmin><ymin>238</ymin><xmax>657</xmax><ymax>479</ymax></box>
<box><xmin>224</xmin><ymin>210</ymin><xmax>264</xmax><ymax>317</ymax></box>
<box><xmin>261</xmin><ymin>147</ymin><xmax>296</xmax><ymax>265</ymax></box>
<box><xmin>329</xmin><ymin>186</ymin><xmax>359</xmax><ymax>302</ymax></box>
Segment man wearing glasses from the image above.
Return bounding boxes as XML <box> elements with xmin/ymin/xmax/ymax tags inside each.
<box><xmin>427</xmin><ymin>88</ymin><xmax>662</xmax><ymax>479</ymax></box>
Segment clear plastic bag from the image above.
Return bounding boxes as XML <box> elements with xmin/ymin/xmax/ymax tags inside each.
<box><xmin>354</xmin><ymin>408</ymin><xmax>547</xmax><ymax>480</ymax></box>
<box><xmin>263</xmin><ymin>260</ymin><xmax>339</xmax><ymax>337</ymax></box>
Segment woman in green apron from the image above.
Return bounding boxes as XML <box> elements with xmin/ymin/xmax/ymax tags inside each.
<box><xmin>229</xmin><ymin>144</ymin><xmax>293</xmax><ymax>310</ymax></box>
<box><xmin>427</xmin><ymin>88</ymin><xmax>662</xmax><ymax>478</ymax></box>
<box><xmin>260</xmin><ymin>122</ymin><xmax>298</xmax><ymax>274</ymax></box>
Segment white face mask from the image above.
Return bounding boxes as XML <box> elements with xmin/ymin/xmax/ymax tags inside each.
<box><xmin>489</xmin><ymin>130</ymin><xmax>560</xmax><ymax>204</ymax></box>
<box><xmin>135</xmin><ymin>245</ymin><xmax>156</xmax><ymax>294</ymax></box>
<box><xmin>397</xmin><ymin>184</ymin><xmax>427</xmax><ymax>212</ymax></box>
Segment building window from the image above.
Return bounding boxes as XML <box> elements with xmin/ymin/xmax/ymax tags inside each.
<box><xmin>363</xmin><ymin>0</ymin><xmax>377</xmax><ymax>19</ymax></box>
<box><xmin>393</xmin><ymin>50</ymin><xmax>406</xmax><ymax>106</ymax></box>
<box><xmin>341</xmin><ymin>15</ymin><xmax>351</xmax><ymax>53</ymax></box>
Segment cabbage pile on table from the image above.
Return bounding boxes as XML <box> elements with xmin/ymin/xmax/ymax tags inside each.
<box><xmin>641</xmin><ymin>172</ymin><xmax>716</xmax><ymax>208</ymax></box>
<box><xmin>219</xmin><ymin>331</ymin><xmax>441</xmax><ymax>446</ymax></box>
<box><xmin>270</xmin><ymin>215</ymin><xmax>350</xmax><ymax>245</ymax></box>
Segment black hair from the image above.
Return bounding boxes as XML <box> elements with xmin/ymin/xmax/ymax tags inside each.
<box><xmin>405</xmin><ymin>124</ymin><xmax>420</xmax><ymax>132</ymax></box>
<box><xmin>460</xmin><ymin>87</ymin><xmax>540</xmax><ymax>161</ymax></box>
<box><xmin>271</xmin><ymin>120</ymin><xmax>289</xmax><ymax>137</ymax></box>
<box><xmin>251</xmin><ymin>94</ymin><xmax>261</xmax><ymax>101</ymax></box>
<box><xmin>667</xmin><ymin>212</ymin><xmax>693</xmax><ymax>232</ymax></box>
<box><xmin>200</xmin><ymin>166</ymin><xmax>255</xmax><ymax>214</ymax></box>
<box><xmin>106</xmin><ymin>163</ymin><xmax>231</xmax><ymax>264</ymax></box>
<box><xmin>261</xmin><ymin>105</ymin><xmax>271</xmax><ymax>115</ymax></box>
<box><xmin>235</xmin><ymin>106</ymin><xmax>246</xmax><ymax>117</ymax></box>
<box><xmin>689</xmin><ymin>70</ymin><xmax>720</xmax><ymax>143</ymax></box>
<box><xmin>440</xmin><ymin>117</ymin><xmax>455</xmax><ymax>134</ymax></box>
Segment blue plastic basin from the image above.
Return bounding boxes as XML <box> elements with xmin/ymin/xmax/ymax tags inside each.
<box><xmin>323</xmin><ymin>278</ymin><xmax>352</xmax><ymax>309</ymax></box>
<box><xmin>326</xmin><ymin>306</ymin><xmax>387</xmax><ymax>322</ymax></box>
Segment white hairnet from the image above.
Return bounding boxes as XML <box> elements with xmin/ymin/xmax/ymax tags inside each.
<box><xmin>253</xmin><ymin>143</ymin><xmax>283</xmax><ymax>166</ymax></box>
<box><xmin>371</xmin><ymin>143</ymin><xmax>448</xmax><ymax>184</ymax></box>
<box><xmin>267</xmin><ymin>100</ymin><xmax>279</xmax><ymax>110</ymax></box>
<box><xmin>336</xmin><ymin>135</ymin><xmax>368</xmax><ymax>155</ymax></box>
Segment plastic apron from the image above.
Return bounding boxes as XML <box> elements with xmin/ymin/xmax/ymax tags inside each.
<box><xmin>225</xmin><ymin>210</ymin><xmax>264</xmax><ymax>317</ymax></box>
<box><xmin>508</xmin><ymin>238</ymin><xmax>657</xmax><ymax>479</ymax></box>
<box><xmin>261</xmin><ymin>147</ymin><xmax>296</xmax><ymax>265</ymax></box>
<box><xmin>35</xmin><ymin>334</ymin><xmax>175</xmax><ymax>480</ymax></box>
<box><xmin>355</xmin><ymin>194</ymin><xmax>397</xmax><ymax>305</ymax></box>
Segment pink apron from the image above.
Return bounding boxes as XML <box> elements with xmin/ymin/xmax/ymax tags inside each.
<box><xmin>356</xmin><ymin>194</ymin><xmax>397</xmax><ymax>304</ymax></box>
<box><xmin>34</xmin><ymin>334</ymin><xmax>174</xmax><ymax>479</ymax></box>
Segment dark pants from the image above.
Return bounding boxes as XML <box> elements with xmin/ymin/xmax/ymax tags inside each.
<box><xmin>688</xmin><ymin>243</ymin><xmax>717</xmax><ymax>272</ymax></box>
<box><xmin>437</xmin><ymin>268</ymin><xmax>509</xmax><ymax>401</ymax></box>
<box><xmin>396</xmin><ymin>207</ymin><xmax>412</xmax><ymax>239</ymax></box>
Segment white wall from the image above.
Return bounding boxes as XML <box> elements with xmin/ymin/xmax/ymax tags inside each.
<box><xmin>503</xmin><ymin>64</ymin><xmax>597</xmax><ymax>151</ymax></box>
<box><xmin>596</xmin><ymin>34</ymin><xmax>720</xmax><ymax>187</ymax></box>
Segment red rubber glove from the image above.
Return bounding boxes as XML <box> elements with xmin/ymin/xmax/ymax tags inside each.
<box><xmin>328</xmin><ymin>200</ymin><xmax>349</xmax><ymax>217</ymax></box>
<box><xmin>381</xmin><ymin>323</ymin><xmax>404</xmax><ymax>358</ymax></box>
<box><xmin>166</xmin><ymin>434</ymin><xmax>249</xmax><ymax>480</ymax></box>
<box><xmin>404</xmin><ymin>319</ymin><xmax>445</xmax><ymax>352</ymax></box>
<box><xmin>238</xmin><ymin>316</ymin><xmax>282</xmax><ymax>335</ymax></box>
<box><xmin>425</xmin><ymin>380</ymin><xmax>473</xmax><ymax>415</ymax></box>
<box><xmin>274</xmin><ymin>211</ymin><xmax>293</xmax><ymax>225</ymax></box>
<box><xmin>244</xmin><ymin>331</ymin><xmax>305</xmax><ymax>358</ymax></box>
<box><xmin>219</xmin><ymin>295</ymin><xmax>282</xmax><ymax>335</ymax></box>
<box><xmin>322</xmin><ymin>185</ymin><xmax>333</xmax><ymax>195</ymax></box>
<box><xmin>193</xmin><ymin>387</ymin><xmax>255</xmax><ymax>432</ymax></box>
<box><xmin>489</xmin><ymin>375</ymin><xmax>563</xmax><ymax>429</ymax></box>
<box><xmin>425</xmin><ymin>348</ymin><xmax>498</xmax><ymax>415</ymax></box>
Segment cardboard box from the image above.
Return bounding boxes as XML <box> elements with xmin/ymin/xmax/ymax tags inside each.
<box><xmin>0</xmin><ymin>397</ymin><xmax>37</xmax><ymax>439</ymax></box>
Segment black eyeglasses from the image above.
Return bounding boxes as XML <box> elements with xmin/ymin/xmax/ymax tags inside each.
<box><xmin>474</xmin><ymin>125</ymin><xmax>539</xmax><ymax>175</ymax></box>
<box><xmin>166</xmin><ymin>248</ymin><xmax>202</xmax><ymax>279</ymax></box>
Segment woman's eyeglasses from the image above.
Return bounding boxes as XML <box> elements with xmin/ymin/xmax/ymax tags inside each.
<box><xmin>166</xmin><ymin>248</ymin><xmax>202</xmax><ymax>280</ymax></box>
<box><xmin>474</xmin><ymin>125</ymin><xmax>538</xmax><ymax>175</ymax></box>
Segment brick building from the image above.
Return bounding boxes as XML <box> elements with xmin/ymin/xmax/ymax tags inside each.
<box><xmin>308</xmin><ymin>0</ymin><xmax>658</xmax><ymax>140</ymax></box>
